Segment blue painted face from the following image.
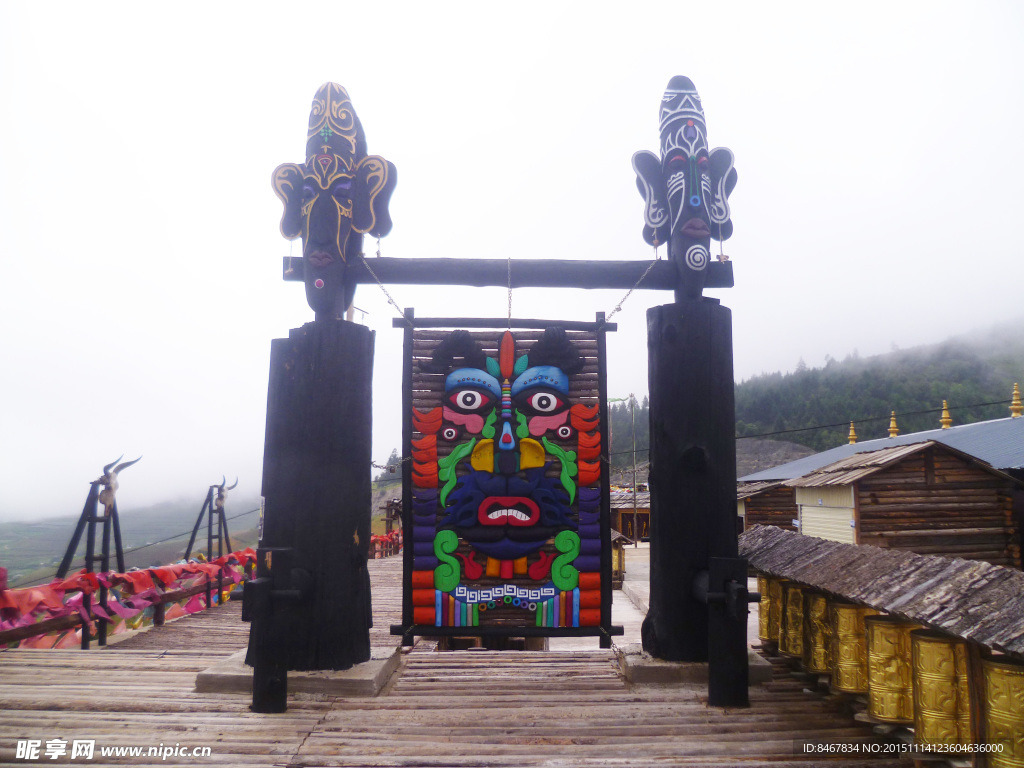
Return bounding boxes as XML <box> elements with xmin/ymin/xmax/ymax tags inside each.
<box><xmin>437</xmin><ymin>335</ymin><xmax>576</xmax><ymax>560</ymax></box>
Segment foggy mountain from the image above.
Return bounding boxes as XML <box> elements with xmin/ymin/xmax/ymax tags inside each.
<box><xmin>735</xmin><ymin>320</ymin><xmax>1024</xmax><ymax>451</ymax></box>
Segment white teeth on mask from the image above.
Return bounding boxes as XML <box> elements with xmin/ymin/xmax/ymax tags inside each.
<box><xmin>487</xmin><ymin>508</ymin><xmax>530</xmax><ymax>521</ymax></box>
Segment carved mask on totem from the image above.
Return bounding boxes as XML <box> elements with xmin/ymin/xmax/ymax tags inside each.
<box><xmin>632</xmin><ymin>76</ymin><xmax>737</xmax><ymax>300</ymax></box>
<box><xmin>272</xmin><ymin>83</ymin><xmax>397</xmax><ymax>319</ymax></box>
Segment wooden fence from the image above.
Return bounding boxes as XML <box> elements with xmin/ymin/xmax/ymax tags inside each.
<box><xmin>0</xmin><ymin>549</ymin><xmax>256</xmax><ymax>649</ymax></box>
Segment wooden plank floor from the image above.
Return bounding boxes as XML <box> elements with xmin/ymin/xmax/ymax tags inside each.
<box><xmin>0</xmin><ymin>556</ymin><xmax>911</xmax><ymax>767</ymax></box>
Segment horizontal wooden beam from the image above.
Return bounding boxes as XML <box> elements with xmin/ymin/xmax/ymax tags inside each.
<box><xmin>0</xmin><ymin>613</ymin><xmax>83</xmax><ymax>645</ymax></box>
<box><xmin>283</xmin><ymin>256</ymin><xmax>733</xmax><ymax>291</ymax></box>
<box><xmin>392</xmin><ymin>316</ymin><xmax>616</xmax><ymax>331</ymax></box>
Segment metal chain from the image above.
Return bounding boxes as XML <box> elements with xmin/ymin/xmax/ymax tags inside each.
<box><xmin>603</xmin><ymin>257</ymin><xmax>658</xmax><ymax>324</ymax></box>
<box><xmin>357</xmin><ymin>250</ymin><xmax>412</xmax><ymax>327</ymax></box>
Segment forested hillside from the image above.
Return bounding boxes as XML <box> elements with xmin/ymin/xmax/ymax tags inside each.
<box><xmin>608</xmin><ymin>397</ymin><xmax>650</xmax><ymax>470</ymax></box>
<box><xmin>735</xmin><ymin>323</ymin><xmax>1024</xmax><ymax>451</ymax></box>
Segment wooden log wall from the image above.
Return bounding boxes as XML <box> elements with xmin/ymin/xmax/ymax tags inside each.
<box><xmin>856</xmin><ymin>446</ymin><xmax>1022</xmax><ymax>568</ymax></box>
<box><xmin>744</xmin><ymin>486</ymin><xmax>798</xmax><ymax>532</ymax></box>
<box><xmin>410</xmin><ymin>331</ymin><xmax>601</xmax><ymax>403</ymax></box>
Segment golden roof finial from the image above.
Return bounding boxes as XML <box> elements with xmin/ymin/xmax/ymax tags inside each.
<box><xmin>848</xmin><ymin>422</ymin><xmax>857</xmax><ymax>444</ymax></box>
<box><xmin>1011</xmin><ymin>383</ymin><xmax>1023</xmax><ymax>418</ymax></box>
<box><xmin>940</xmin><ymin>400</ymin><xmax>952</xmax><ymax>429</ymax></box>
<box><xmin>888</xmin><ymin>411</ymin><xmax>899</xmax><ymax>438</ymax></box>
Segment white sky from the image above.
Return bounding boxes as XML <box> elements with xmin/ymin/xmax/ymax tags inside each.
<box><xmin>2</xmin><ymin>1</ymin><xmax>1022</xmax><ymax>521</ymax></box>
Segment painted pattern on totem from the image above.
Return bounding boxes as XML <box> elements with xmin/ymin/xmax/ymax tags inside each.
<box><xmin>633</xmin><ymin>76</ymin><xmax>737</xmax><ymax>299</ymax></box>
<box><xmin>271</xmin><ymin>82</ymin><xmax>396</xmax><ymax>319</ymax></box>
<box><xmin>409</xmin><ymin>328</ymin><xmax>604</xmax><ymax>629</ymax></box>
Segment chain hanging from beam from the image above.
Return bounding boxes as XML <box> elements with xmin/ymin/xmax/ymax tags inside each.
<box><xmin>602</xmin><ymin>246</ymin><xmax>660</xmax><ymax>324</ymax></box>
<box><xmin>358</xmin><ymin>239</ymin><xmax>412</xmax><ymax>327</ymax></box>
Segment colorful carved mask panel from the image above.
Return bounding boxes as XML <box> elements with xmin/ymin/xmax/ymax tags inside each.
<box><xmin>272</xmin><ymin>83</ymin><xmax>397</xmax><ymax>319</ymax></box>
<box><xmin>405</xmin><ymin>326</ymin><xmax>611</xmax><ymax>634</ymax></box>
<box><xmin>632</xmin><ymin>76</ymin><xmax>737</xmax><ymax>300</ymax></box>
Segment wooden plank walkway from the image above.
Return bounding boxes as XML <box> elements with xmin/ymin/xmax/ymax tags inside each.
<box><xmin>0</xmin><ymin>556</ymin><xmax>911</xmax><ymax>767</ymax></box>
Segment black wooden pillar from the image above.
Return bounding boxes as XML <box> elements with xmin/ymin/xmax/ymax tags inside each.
<box><xmin>248</xmin><ymin>319</ymin><xmax>374</xmax><ymax>671</ymax></box>
<box><xmin>642</xmin><ymin>299</ymin><xmax>739</xmax><ymax>663</ymax></box>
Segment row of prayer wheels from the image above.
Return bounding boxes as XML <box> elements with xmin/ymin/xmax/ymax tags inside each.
<box><xmin>758</xmin><ymin>575</ymin><xmax>1024</xmax><ymax>766</ymax></box>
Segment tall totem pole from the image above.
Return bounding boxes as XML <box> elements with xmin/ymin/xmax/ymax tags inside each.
<box><xmin>632</xmin><ymin>76</ymin><xmax>749</xmax><ymax>706</ymax></box>
<box><xmin>245</xmin><ymin>83</ymin><xmax>396</xmax><ymax>712</ymax></box>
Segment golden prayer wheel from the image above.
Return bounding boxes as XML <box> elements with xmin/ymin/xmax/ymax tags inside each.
<box><xmin>778</xmin><ymin>582</ymin><xmax>804</xmax><ymax>657</ymax></box>
<box><xmin>802</xmin><ymin>590</ymin><xmax>832</xmax><ymax>674</ymax></box>
<box><xmin>760</xmin><ymin>576</ymin><xmax>787</xmax><ymax>646</ymax></box>
<box><xmin>757</xmin><ymin>574</ymin><xmax>771</xmax><ymax>642</ymax></box>
<box><xmin>983</xmin><ymin>655</ymin><xmax>1024</xmax><ymax>768</ymax></box>
<box><xmin>829</xmin><ymin>601</ymin><xmax>878</xmax><ymax>694</ymax></box>
<box><xmin>865</xmin><ymin>615</ymin><xmax>920</xmax><ymax>724</ymax></box>
<box><xmin>910</xmin><ymin>629</ymin><xmax>972</xmax><ymax>747</ymax></box>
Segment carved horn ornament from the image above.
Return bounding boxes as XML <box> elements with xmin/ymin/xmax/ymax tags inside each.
<box><xmin>101</xmin><ymin>455</ymin><xmax>124</xmax><ymax>477</ymax></box>
<box><xmin>113</xmin><ymin>456</ymin><xmax>142</xmax><ymax>475</ymax></box>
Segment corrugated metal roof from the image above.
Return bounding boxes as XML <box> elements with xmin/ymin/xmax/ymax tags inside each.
<box><xmin>788</xmin><ymin>442</ymin><xmax>934</xmax><ymax>487</ymax></box>
<box><xmin>785</xmin><ymin>439</ymin><xmax>1024</xmax><ymax>489</ymax></box>
<box><xmin>739</xmin><ymin>415</ymin><xmax>1024</xmax><ymax>482</ymax></box>
<box><xmin>736</xmin><ymin>480</ymin><xmax>785</xmax><ymax>499</ymax></box>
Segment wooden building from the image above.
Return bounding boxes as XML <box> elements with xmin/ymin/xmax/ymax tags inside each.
<box><xmin>737</xmin><ymin>481</ymin><xmax>797</xmax><ymax>533</ymax></box>
<box><xmin>609</xmin><ymin>490</ymin><xmax>649</xmax><ymax>540</ymax></box>
<box><xmin>740</xmin><ymin>410</ymin><xmax>1024</xmax><ymax>485</ymax></box>
<box><xmin>788</xmin><ymin>440</ymin><xmax>1022</xmax><ymax>567</ymax></box>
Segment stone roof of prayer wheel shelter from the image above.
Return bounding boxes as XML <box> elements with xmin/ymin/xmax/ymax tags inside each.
<box><xmin>740</xmin><ymin>524</ymin><xmax>1024</xmax><ymax>658</ymax></box>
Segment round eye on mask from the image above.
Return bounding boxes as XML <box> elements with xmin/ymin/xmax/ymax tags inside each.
<box><xmin>556</xmin><ymin>425</ymin><xmax>573</xmax><ymax>440</ymax></box>
<box><xmin>448</xmin><ymin>389</ymin><xmax>493</xmax><ymax>412</ymax></box>
<box><xmin>441</xmin><ymin>426</ymin><xmax>459</xmax><ymax>441</ymax></box>
<box><xmin>523</xmin><ymin>390</ymin><xmax>565</xmax><ymax>414</ymax></box>
<box><xmin>302</xmin><ymin>185</ymin><xmax>317</xmax><ymax>201</ymax></box>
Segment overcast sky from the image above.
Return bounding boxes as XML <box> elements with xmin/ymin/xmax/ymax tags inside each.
<box><xmin>2</xmin><ymin>1</ymin><xmax>1022</xmax><ymax>522</ymax></box>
